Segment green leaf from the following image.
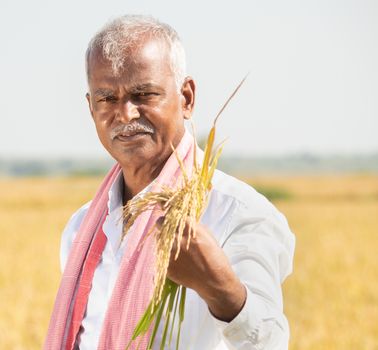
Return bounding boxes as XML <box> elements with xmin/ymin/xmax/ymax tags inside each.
<box><xmin>169</xmin><ymin>285</ymin><xmax>181</xmax><ymax>345</ymax></box>
<box><xmin>175</xmin><ymin>287</ymin><xmax>186</xmax><ymax>350</ymax></box>
<box><xmin>147</xmin><ymin>294</ymin><xmax>168</xmax><ymax>350</ymax></box>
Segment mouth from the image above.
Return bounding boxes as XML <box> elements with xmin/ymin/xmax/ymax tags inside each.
<box><xmin>114</xmin><ymin>131</ymin><xmax>152</xmax><ymax>142</ymax></box>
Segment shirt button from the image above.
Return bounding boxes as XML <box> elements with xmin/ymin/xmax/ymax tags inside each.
<box><xmin>247</xmin><ymin>330</ymin><xmax>258</xmax><ymax>344</ymax></box>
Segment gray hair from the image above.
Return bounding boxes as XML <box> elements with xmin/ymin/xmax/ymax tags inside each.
<box><xmin>86</xmin><ymin>15</ymin><xmax>187</xmax><ymax>89</ymax></box>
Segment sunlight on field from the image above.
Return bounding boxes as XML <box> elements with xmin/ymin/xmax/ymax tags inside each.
<box><xmin>0</xmin><ymin>175</ymin><xmax>377</xmax><ymax>349</ymax></box>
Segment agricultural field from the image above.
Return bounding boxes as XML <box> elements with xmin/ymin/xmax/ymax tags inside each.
<box><xmin>0</xmin><ymin>174</ymin><xmax>377</xmax><ymax>349</ymax></box>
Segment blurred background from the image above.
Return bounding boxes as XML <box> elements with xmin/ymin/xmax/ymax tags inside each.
<box><xmin>0</xmin><ymin>0</ymin><xmax>377</xmax><ymax>349</ymax></box>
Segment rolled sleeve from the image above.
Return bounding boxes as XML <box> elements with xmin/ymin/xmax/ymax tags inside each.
<box><xmin>212</xmin><ymin>197</ymin><xmax>295</xmax><ymax>349</ymax></box>
<box><xmin>213</xmin><ymin>287</ymin><xmax>289</xmax><ymax>349</ymax></box>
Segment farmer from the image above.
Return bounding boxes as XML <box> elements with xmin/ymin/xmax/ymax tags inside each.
<box><xmin>45</xmin><ymin>15</ymin><xmax>295</xmax><ymax>350</ymax></box>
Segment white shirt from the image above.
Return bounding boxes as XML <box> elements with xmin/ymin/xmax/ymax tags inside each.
<box><xmin>61</xmin><ymin>169</ymin><xmax>295</xmax><ymax>350</ymax></box>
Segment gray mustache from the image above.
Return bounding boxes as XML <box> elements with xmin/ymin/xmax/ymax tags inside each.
<box><xmin>110</xmin><ymin>123</ymin><xmax>154</xmax><ymax>140</ymax></box>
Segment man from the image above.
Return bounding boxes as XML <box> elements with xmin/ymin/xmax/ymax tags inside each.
<box><xmin>45</xmin><ymin>15</ymin><xmax>295</xmax><ymax>350</ymax></box>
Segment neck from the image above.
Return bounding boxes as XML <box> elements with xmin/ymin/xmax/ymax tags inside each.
<box><xmin>121</xmin><ymin>155</ymin><xmax>169</xmax><ymax>204</ymax></box>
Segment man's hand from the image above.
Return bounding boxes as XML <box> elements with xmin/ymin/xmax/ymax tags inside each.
<box><xmin>166</xmin><ymin>221</ymin><xmax>247</xmax><ymax>322</ymax></box>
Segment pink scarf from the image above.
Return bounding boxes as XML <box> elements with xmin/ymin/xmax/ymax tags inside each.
<box><xmin>45</xmin><ymin>130</ymin><xmax>195</xmax><ymax>350</ymax></box>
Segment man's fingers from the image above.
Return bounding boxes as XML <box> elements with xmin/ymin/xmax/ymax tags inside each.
<box><xmin>159</xmin><ymin>217</ymin><xmax>202</xmax><ymax>264</ymax></box>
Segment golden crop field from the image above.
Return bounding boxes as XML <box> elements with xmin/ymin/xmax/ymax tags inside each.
<box><xmin>0</xmin><ymin>174</ymin><xmax>377</xmax><ymax>349</ymax></box>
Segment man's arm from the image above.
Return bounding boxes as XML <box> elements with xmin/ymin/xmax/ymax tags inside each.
<box><xmin>167</xmin><ymin>198</ymin><xmax>295</xmax><ymax>349</ymax></box>
<box><xmin>167</xmin><ymin>221</ymin><xmax>247</xmax><ymax>322</ymax></box>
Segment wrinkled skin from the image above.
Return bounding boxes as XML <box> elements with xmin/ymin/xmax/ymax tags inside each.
<box><xmin>86</xmin><ymin>38</ymin><xmax>194</xmax><ymax>199</ymax></box>
<box><xmin>86</xmin><ymin>37</ymin><xmax>246</xmax><ymax>322</ymax></box>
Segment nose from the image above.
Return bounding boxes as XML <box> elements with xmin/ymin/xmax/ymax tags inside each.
<box><xmin>115</xmin><ymin>100</ymin><xmax>140</xmax><ymax>123</ymax></box>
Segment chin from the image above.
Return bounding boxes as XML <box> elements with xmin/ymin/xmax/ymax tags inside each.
<box><xmin>113</xmin><ymin>146</ymin><xmax>157</xmax><ymax>164</ymax></box>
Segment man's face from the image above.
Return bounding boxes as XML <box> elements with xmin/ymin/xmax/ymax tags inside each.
<box><xmin>86</xmin><ymin>38</ymin><xmax>194</xmax><ymax>169</ymax></box>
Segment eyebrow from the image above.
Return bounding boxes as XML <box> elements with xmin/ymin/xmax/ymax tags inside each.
<box><xmin>131</xmin><ymin>83</ymin><xmax>164</xmax><ymax>93</ymax></box>
<box><xmin>93</xmin><ymin>88</ymin><xmax>115</xmax><ymax>98</ymax></box>
<box><xmin>93</xmin><ymin>83</ymin><xmax>165</xmax><ymax>97</ymax></box>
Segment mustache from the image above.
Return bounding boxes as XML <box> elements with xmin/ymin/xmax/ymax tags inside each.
<box><xmin>110</xmin><ymin>121</ymin><xmax>154</xmax><ymax>140</ymax></box>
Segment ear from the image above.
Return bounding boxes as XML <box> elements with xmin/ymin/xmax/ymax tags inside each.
<box><xmin>180</xmin><ymin>77</ymin><xmax>196</xmax><ymax>120</ymax></box>
<box><xmin>86</xmin><ymin>92</ymin><xmax>94</xmax><ymax>119</ymax></box>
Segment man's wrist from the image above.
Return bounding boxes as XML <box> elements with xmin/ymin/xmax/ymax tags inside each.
<box><xmin>200</xmin><ymin>278</ymin><xmax>247</xmax><ymax>322</ymax></box>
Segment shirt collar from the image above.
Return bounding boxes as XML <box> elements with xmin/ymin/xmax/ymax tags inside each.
<box><xmin>107</xmin><ymin>171</ymin><xmax>123</xmax><ymax>214</ymax></box>
<box><xmin>107</xmin><ymin>171</ymin><xmax>156</xmax><ymax>214</ymax></box>
<box><xmin>104</xmin><ymin>170</ymin><xmax>156</xmax><ymax>255</ymax></box>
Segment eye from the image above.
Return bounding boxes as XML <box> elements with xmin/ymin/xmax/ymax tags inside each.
<box><xmin>99</xmin><ymin>95</ymin><xmax>117</xmax><ymax>103</ymax></box>
<box><xmin>136</xmin><ymin>91</ymin><xmax>159</xmax><ymax>97</ymax></box>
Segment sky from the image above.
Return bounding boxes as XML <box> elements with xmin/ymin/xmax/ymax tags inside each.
<box><xmin>0</xmin><ymin>0</ymin><xmax>377</xmax><ymax>158</ymax></box>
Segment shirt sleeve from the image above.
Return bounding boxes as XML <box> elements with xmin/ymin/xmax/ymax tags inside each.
<box><xmin>213</xmin><ymin>198</ymin><xmax>296</xmax><ymax>349</ymax></box>
<box><xmin>59</xmin><ymin>201</ymin><xmax>92</xmax><ymax>273</ymax></box>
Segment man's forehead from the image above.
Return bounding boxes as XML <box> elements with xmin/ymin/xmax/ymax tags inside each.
<box><xmin>90</xmin><ymin>71</ymin><xmax>164</xmax><ymax>89</ymax></box>
<box><xmin>88</xmin><ymin>37</ymin><xmax>170</xmax><ymax>74</ymax></box>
